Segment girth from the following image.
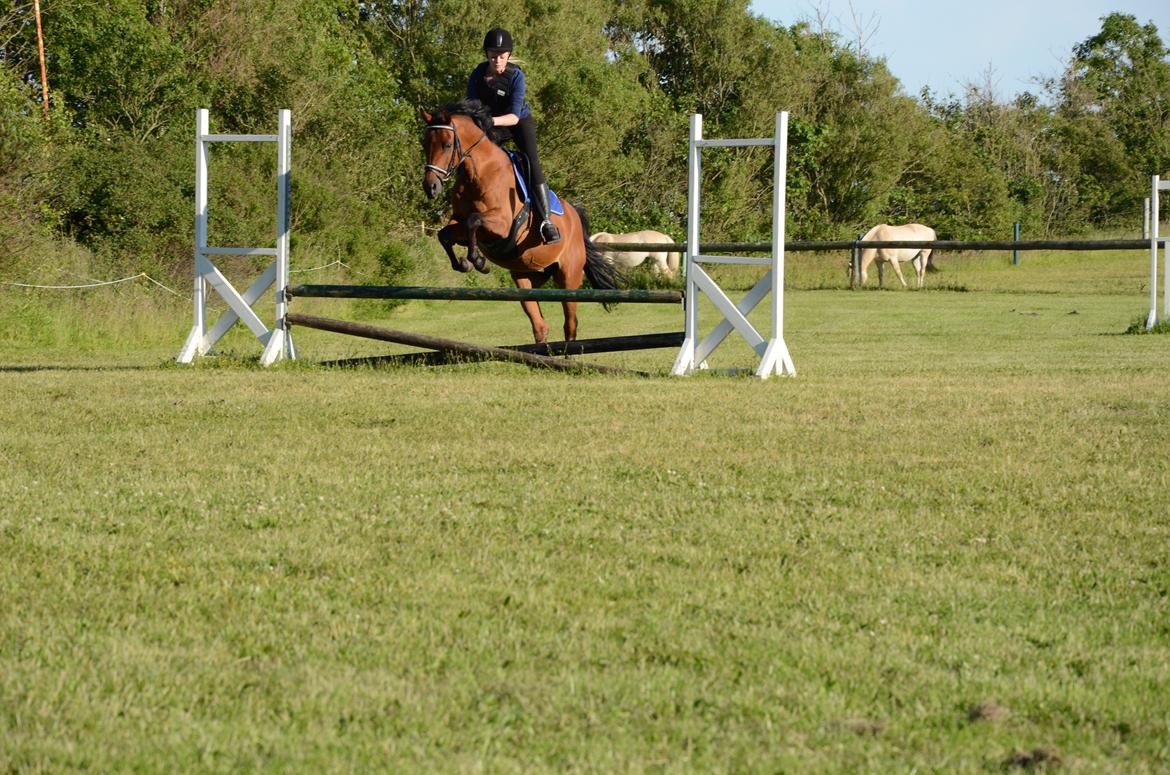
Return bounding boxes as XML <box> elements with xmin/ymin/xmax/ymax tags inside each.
<box><xmin>479</xmin><ymin>200</ymin><xmax>532</xmax><ymax>262</ymax></box>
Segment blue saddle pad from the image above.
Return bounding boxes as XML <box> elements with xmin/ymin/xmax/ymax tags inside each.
<box><xmin>508</xmin><ymin>152</ymin><xmax>564</xmax><ymax>216</ymax></box>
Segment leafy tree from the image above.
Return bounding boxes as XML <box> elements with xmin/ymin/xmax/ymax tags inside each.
<box><xmin>5</xmin><ymin>1</ymin><xmax>1167</xmax><ymax>284</ymax></box>
<box><xmin>1055</xmin><ymin>13</ymin><xmax>1170</xmax><ymax>225</ymax></box>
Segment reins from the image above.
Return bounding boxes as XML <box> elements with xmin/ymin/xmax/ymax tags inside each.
<box><xmin>424</xmin><ymin>120</ymin><xmax>488</xmax><ymax>181</ymax></box>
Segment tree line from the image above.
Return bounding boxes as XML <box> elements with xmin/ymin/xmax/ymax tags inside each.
<box><xmin>2</xmin><ymin>1</ymin><xmax>1168</xmax><ymax>281</ymax></box>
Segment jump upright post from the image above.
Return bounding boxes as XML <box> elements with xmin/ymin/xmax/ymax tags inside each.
<box><xmin>672</xmin><ymin>112</ymin><xmax>795</xmax><ymax>378</ymax></box>
<box><xmin>1147</xmin><ymin>175</ymin><xmax>1170</xmax><ymax>330</ymax></box>
<box><xmin>178</xmin><ymin>108</ymin><xmax>294</xmax><ymax>365</ymax></box>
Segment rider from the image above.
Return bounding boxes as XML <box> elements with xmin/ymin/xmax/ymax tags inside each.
<box><xmin>466</xmin><ymin>27</ymin><xmax>561</xmax><ymax>244</ymax></box>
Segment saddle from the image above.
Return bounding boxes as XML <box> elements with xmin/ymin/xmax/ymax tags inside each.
<box><xmin>480</xmin><ymin>151</ymin><xmax>563</xmax><ymax>261</ymax></box>
<box><xmin>509</xmin><ymin>152</ymin><xmax>564</xmax><ymax>217</ymax></box>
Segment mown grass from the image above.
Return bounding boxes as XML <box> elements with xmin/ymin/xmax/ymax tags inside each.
<box><xmin>2</xmin><ymin>245</ymin><xmax>1169</xmax><ymax>771</ymax></box>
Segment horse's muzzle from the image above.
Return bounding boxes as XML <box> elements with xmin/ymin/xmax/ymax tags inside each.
<box><xmin>423</xmin><ymin>175</ymin><xmax>442</xmax><ymax>200</ymax></box>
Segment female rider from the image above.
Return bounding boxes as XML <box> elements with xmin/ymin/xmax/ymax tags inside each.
<box><xmin>465</xmin><ymin>27</ymin><xmax>561</xmax><ymax>244</ymax></box>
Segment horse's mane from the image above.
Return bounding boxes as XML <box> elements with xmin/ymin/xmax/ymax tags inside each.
<box><xmin>431</xmin><ymin>99</ymin><xmax>495</xmax><ymax>137</ymax></box>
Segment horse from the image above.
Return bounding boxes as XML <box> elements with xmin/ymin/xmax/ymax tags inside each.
<box><xmin>590</xmin><ymin>231</ymin><xmax>681</xmax><ymax>277</ymax></box>
<box><xmin>420</xmin><ymin>99</ymin><xmax>620</xmax><ymax>344</ymax></box>
<box><xmin>852</xmin><ymin>223</ymin><xmax>939</xmax><ymax>288</ymax></box>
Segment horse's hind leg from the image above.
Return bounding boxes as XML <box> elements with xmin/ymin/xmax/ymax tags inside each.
<box><xmin>551</xmin><ymin>249</ymin><xmax>583</xmax><ymax>342</ymax></box>
<box><xmin>649</xmin><ymin>251</ymin><xmax>668</xmax><ymax>274</ymax></box>
<box><xmin>560</xmin><ymin>301</ymin><xmax>578</xmax><ymax>342</ymax></box>
<box><xmin>513</xmin><ymin>273</ymin><xmax>550</xmax><ymax>343</ymax></box>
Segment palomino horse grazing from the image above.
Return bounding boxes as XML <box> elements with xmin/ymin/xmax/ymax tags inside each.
<box><xmin>421</xmin><ymin>99</ymin><xmax>620</xmax><ymax>344</ymax></box>
<box><xmin>854</xmin><ymin>223</ymin><xmax>938</xmax><ymax>288</ymax></box>
<box><xmin>590</xmin><ymin>231</ymin><xmax>681</xmax><ymax>277</ymax></box>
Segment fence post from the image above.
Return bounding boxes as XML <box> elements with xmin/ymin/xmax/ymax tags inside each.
<box><xmin>1013</xmin><ymin>222</ymin><xmax>1020</xmax><ymax>266</ymax></box>
<box><xmin>1149</xmin><ymin>176</ymin><xmax>1160</xmax><ymax>330</ymax></box>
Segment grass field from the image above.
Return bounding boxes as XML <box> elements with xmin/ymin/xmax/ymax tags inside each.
<box><xmin>2</xmin><ymin>247</ymin><xmax>1169</xmax><ymax>771</ymax></box>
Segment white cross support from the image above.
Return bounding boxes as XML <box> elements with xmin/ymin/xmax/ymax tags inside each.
<box><xmin>178</xmin><ymin>109</ymin><xmax>295</xmax><ymax>365</ymax></box>
<box><xmin>672</xmin><ymin>112</ymin><xmax>794</xmax><ymax>378</ymax></box>
<box><xmin>1148</xmin><ymin>175</ymin><xmax>1170</xmax><ymax>330</ymax></box>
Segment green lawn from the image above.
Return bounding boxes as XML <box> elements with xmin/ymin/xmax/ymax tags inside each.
<box><xmin>2</xmin><ymin>248</ymin><xmax>1168</xmax><ymax>771</ymax></box>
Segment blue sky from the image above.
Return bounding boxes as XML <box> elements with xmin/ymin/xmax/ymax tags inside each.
<box><xmin>749</xmin><ymin>1</ymin><xmax>1170</xmax><ymax>99</ymax></box>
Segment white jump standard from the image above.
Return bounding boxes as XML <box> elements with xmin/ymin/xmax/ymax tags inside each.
<box><xmin>1148</xmin><ymin>175</ymin><xmax>1170</xmax><ymax>330</ymax></box>
<box><xmin>178</xmin><ymin>108</ymin><xmax>294</xmax><ymax>365</ymax></box>
<box><xmin>672</xmin><ymin>112</ymin><xmax>795</xmax><ymax>378</ymax></box>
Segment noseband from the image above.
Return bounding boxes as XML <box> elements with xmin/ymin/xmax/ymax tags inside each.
<box><xmin>424</xmin><ymin>121</ymin><xmax>487</xmax><ymax>181</ymax></box>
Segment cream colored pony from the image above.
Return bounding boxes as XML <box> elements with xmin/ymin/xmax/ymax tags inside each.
<box><xmin>855</xmin><ymin>223</ymin><xmax>938</xmax><ymax>288</ymax></box>
<box><xmin>590</xmin><ymin>230</ymin><xmax>681</xmax><ymax>277</ymax></box>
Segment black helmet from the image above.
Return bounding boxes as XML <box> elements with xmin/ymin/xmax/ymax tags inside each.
<box><xmin>483</xmin><ymin>28</ymin><xmax>513</xmax><ymax>52</ymax></box>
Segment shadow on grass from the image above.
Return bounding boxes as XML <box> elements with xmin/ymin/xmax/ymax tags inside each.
<box><xmin>0</xmin><ymin>366</ymin><xmax>162</xmax><ymax>374</ymax></box>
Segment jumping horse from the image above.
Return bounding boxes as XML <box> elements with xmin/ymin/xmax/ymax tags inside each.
<box><xmin>421</xmin><ymin>100</ymin><xmax>620</xmax><ymax>344</ymax></box>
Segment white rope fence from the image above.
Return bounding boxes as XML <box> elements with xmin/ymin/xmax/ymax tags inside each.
<box><xmin>0</xmin><ymin>272</ymin><xmax>185</xmax><ymax>296</ymax></box>
<box><xmin>290</xmin><ymin>259</ymin><xmax>349</xmax><ymax>274</ymax></box>
<box><xmin>2</xmin><ymin>261</ymin><xmax>351</xmax><ymax>299</ymax></box>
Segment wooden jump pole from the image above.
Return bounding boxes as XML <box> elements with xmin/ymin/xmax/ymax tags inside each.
<box><xmin>322</xmin><ymin>331</ymin><xmax>686</xmax><ymax>368</ymax></box>
<box><xmin>286</xmin><ymin>284</ymin><xmax>683</xmax><ymax>304</ymax></box>
<box><xmin>285</xmin><ymin>312</ymin><xmax>639</xmax><ymax>375</ymax></box>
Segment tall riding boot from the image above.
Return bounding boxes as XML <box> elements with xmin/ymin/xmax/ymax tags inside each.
<box><xmin>534</xmin><ymin>183</ymin><xmax>562</xmax><ymax>244</ymax></box>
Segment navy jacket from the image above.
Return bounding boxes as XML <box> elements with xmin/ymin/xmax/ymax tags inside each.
<box><xmin>466</xmin><ymin>62</ymin><xmax>531</xmax><ymax>119</ymax></box>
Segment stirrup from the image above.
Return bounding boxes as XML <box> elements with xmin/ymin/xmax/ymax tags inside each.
<box><xmin>540</xmin><ymin>219</ymin><xmax>562</xmax><ymax>244</ymax></box>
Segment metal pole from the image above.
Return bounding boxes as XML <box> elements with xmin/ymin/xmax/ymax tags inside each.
<box><xmin>770</xmin><ymin>110</ymin><xmax>786</xmax><ymax>345</ymax></box>
<box><xmin>1144</xmin><ymin>197</ymin><xmax>1151</xmax><ymax>240</ymax></box>
<box><xmin>272</xmin><ymin>108</ymin><xmax>294</xmax><ymax>361</ymax></box>
<box><xmin>195</xmin><ymin>109</ymin><xmax>208</xmax><ymax>337</ymax></box>
<box><xmin>671</xmin><ymin>114</ymin><xmax>702</xmax><ymax>376</ymax></box>
<box><xmin>1164</xmin><ymin>188</ymin><xmax>1170</xmax><ymax>322</ymax></box>
<box><xmin>1149</xmin><ymin>176</ymin><xmax>1159</xmax><ymax>329</ymax></box>
<box><xmin>178</xmin><ymin>110</ymin><xmax>210</xmax><ymax>363</ymax></box>
<box><xmin>33</xmin><ymin>0</ymin><xmax>49</xmax><ymax>118</ymax></box>
<box><xmin>1013</xmin><ymin>223</ymin><xmax>1020</xmax><ymax>266</ymax></box>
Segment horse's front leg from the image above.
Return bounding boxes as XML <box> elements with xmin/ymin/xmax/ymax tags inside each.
<box><xmin>512</xmin><ymin>273</ymin><xmax>549</xmax><ymax>343</ymax></box>
<box><xmin>437</xmin><ymin>223</ymin><xmax>472</xmax><ymax>273</ymax></box>
<box><xmin>858</xmin><ymin>249</ymin><xmax>874</xmax><ymax>286</ymax></box>
<box><xmin>888</xmin><ymin>257</ymin><xmax>909</xmax><ymax>288</ymax></box>
<box><xmin>465</xmin><ymin>212</ymin><xmax>491</xmax><ymax>274</ymax></box>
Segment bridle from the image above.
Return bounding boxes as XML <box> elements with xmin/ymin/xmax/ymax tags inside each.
<box><xmin>423</xmin><ymin>119</ymin><xmax>487</xmax><ymax>182</ymax></box>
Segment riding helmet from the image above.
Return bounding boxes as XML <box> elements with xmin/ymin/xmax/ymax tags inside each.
<box><xmin>483</xmin><ymin>27</ymin><xmax>513</xmax><ymax>52</ymax></box>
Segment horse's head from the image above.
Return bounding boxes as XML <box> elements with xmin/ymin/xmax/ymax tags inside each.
<box><xmin>420</xmin><ymin>100</ymin><xmax>495</xmax><ymax>199</ymax></box>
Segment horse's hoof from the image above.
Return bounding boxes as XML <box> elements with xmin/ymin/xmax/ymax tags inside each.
<box><xmin>450</xmin><ymin>261</ymin><xmax>472</xmax><ymax>273</ymax></box>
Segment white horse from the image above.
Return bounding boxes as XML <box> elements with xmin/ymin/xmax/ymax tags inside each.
<box><xmin>854</xmin><ymin>223</ymin><xmax>938</xmax><ymax>288</ymax></box>
<box><xmin>590</xmin><ymin>230</ymin><xmax>681</xmax><ymax>277</ymax></box>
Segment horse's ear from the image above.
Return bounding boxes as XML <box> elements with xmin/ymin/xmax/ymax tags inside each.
<box><xmin>421</xmin><ymin>109</ymin><xmax>432</xmax><ymax>123</ymax></box>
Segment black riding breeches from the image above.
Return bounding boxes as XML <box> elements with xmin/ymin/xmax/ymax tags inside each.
<box><xmin>492</xmin><ymin>115</ymin><xmax>546</xmax><ymax>188</ymax></box>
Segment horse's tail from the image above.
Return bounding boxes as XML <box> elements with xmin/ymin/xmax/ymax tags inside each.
<box><xmin>925</xmin><ymin>228</ymin><xmax>940</xmax><ymax>272</ymax></box>
<box><xmin>575</xmin><ymin>204</ymin><xmax>624</xmax><ymax>293</ymax></box>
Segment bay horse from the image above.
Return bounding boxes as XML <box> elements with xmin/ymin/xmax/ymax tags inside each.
<box><xmin>590</xmin><ymin>230</ymin><xmax>681</xmax><ymax>277</ymax></box>
<box><xmin>420</xmin><ymin>100</ymin><xmax>620</xmax><ymax>344</ymax></box>
<box><xmin>854</xmin><ymin>223</ymin><xmax>939</xmax><ymax>288</ymax></box>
